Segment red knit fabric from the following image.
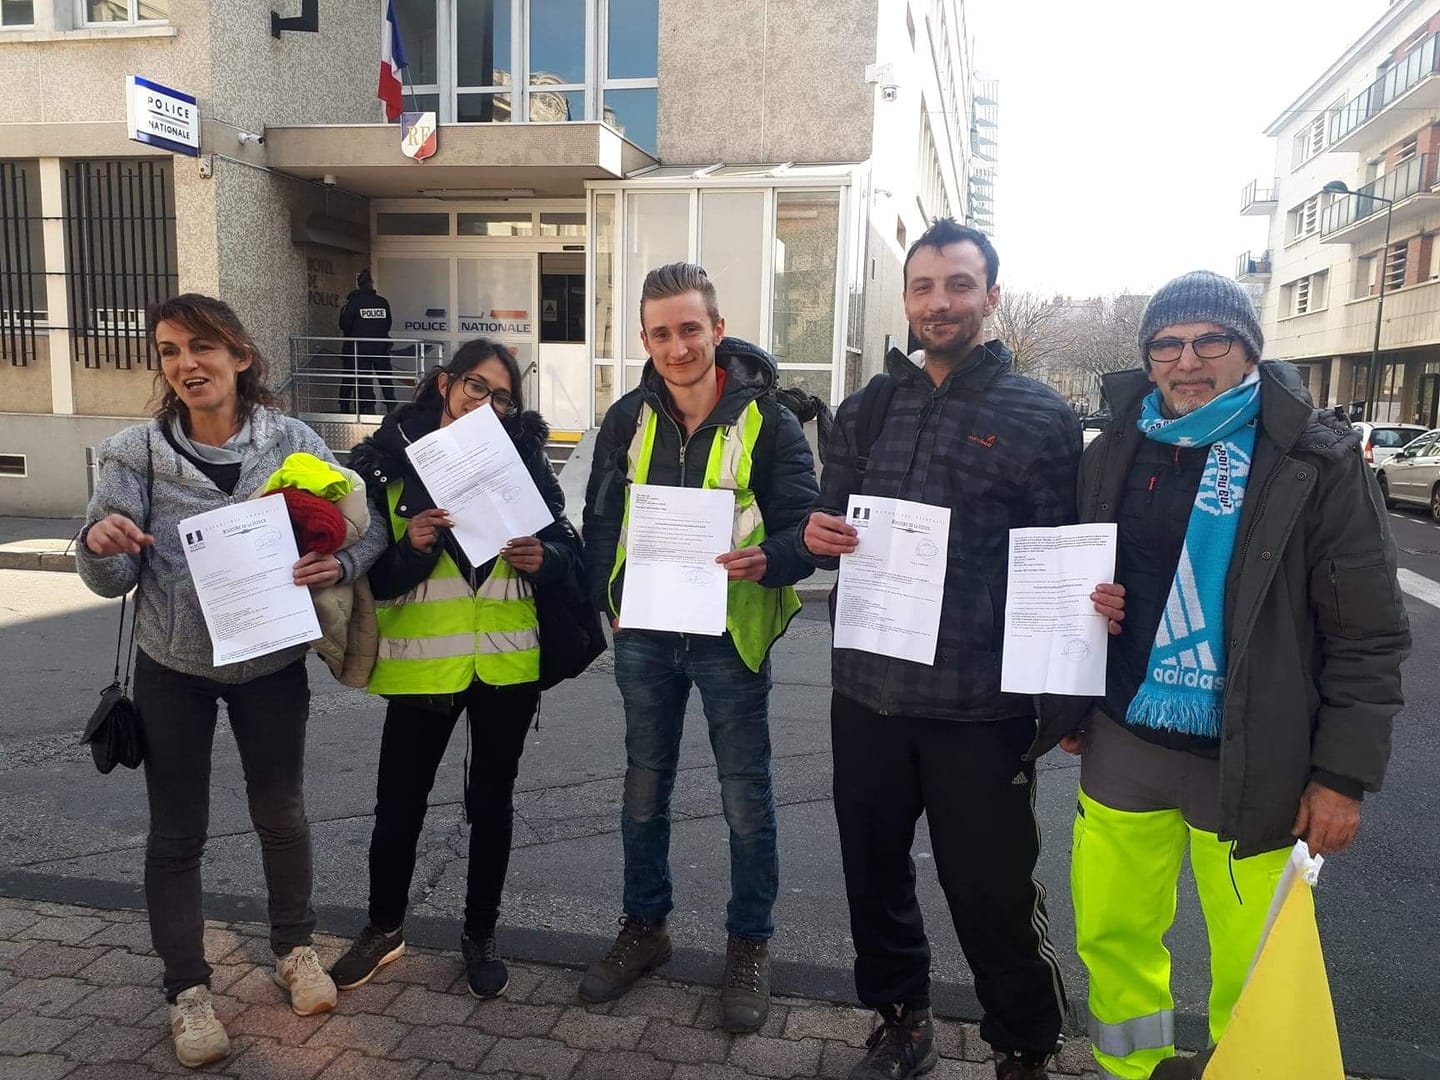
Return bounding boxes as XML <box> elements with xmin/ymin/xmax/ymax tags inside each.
<box><xmin>279</xmin><ymin>487</ymin><xmax>348</xmax><ymax>555</ymax></box>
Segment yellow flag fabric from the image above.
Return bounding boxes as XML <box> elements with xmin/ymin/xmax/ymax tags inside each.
<box><xmin>1206</xmin><ymin>845</ymin><xmax>1344</xmax><ymax>1080</ymax></box>
<box><xmin>262</xmin><ymin>453</ymin><xmax>355</xmax><ymax>501</ymax></box>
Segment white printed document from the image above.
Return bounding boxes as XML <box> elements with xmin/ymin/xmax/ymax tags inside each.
<box><xmin>1000</xmin><ymin>523</ymin><xmax>1117</xmax><ymax>696</ymax></box>
<box><xmin>619</xmin><ymin>484</ymin><xmax>735</xmax><ymax>635</ymax></box>
<box><xmin>177</xmin><ymin>494</ymin><xmax>323</xmax><ymax>667</ymax></box>
<box><xmin>834</xmin><ymin>495</ymin><xmax>951</xmax><ymax>665</ymax></box>
<box><xmin>403</xmin><ymin>403</ymin><xmax>554</xmax><ymax>566</ymax></box>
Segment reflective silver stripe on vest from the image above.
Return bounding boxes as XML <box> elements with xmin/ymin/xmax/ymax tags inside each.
<box><xmin>377</xmin><ymin>627</ymin><xmax>539</xmax><ymax>662</ymax></box>
<box><xmin>375</xmin><ymin>568</ymin><xmax>533</xmax><ymax>609</ymax></box>
<box><xmin>477</xmin><ymin>628</ymin><xmax>539</xmax><ymax>654</ymax></box>
<box><xmin>1088</xmin><ymin>1010</ymin><xmax>1175</xmax><ymax>1058</ymax></box>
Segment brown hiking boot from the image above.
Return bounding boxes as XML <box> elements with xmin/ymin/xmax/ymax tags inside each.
<box><xmin>719</xmin><ymin>934</ymin><xmax>770</xmax><ymax>1033</ymax></box>
<box><xmin>577</xmin><ymin>916</ymin><xmax>671</xmax><ymax>1004</ymax></box>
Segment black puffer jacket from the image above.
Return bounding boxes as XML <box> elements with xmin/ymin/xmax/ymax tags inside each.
<box><xmin>350</xmin><ymin>404</ymin><xmax>580</xmax><ymax>601</ymax></box>
<box><xmin>582</xmin><ymin>337</ymin><xmax>819</xmax><ymax>619</ymax></box>
<box><xmin>1034</xmin><ymin>362</ymin><xmax>1411</xmax><ymax>857</ymax></box>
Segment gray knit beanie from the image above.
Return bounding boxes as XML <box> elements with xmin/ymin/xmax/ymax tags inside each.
<box><xmin>1138</xmin><ymin>270</ymin><xmax>1263</xmax><ymax>368</ymax></box>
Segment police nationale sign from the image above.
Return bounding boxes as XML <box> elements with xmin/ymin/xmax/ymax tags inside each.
<box><xmin>125</xmin><ymin>76</ymin><xmax>200</xmax><ymax>157</ymax></box>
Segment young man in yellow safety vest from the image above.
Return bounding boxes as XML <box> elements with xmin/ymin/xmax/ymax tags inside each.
<box><xmin>578</xmin><ymin>261</ymin><xmax>820</xmax><ymax>1032</ymax></box>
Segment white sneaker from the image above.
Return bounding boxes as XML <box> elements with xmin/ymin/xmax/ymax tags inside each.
<box><xmin>274</xmin><ymin>945</ymin><xmax>338</xmax><ymax>1016</ymax></box>
<box><xmin>170</xmin><ymin>985</ymin><xmax>230</xmax><ymax>1069</ymax></box>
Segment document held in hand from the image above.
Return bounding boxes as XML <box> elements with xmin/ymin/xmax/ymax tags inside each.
<box><xmin>403</xmin><ymin>403</ymin><xmax>555</xmax><ymax>566</ymax></box>
<box><xmin>618</xmin><ymin>484</ymin><xmax>735</xmax><ymax>635</ymax></box>
<box><xmin>834</xmin><ymin>495</ymin><xmax>951</xmax><ymax>665</ymax></box>
<box><xmin>1000</xmin><ymin>523</ymin><xmax>1117</xmax><ymax>696</ymax></box>
<box><xmin>177</xmin><ymin>493</ymin><xmax>323</xmax><ymax>667</ymax></box>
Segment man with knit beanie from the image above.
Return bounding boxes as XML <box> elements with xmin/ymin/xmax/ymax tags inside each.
<box><xmin>1032</xmin><ymin>270</ymin><xmax>1410</xmax><ymax>1079</ymax></box>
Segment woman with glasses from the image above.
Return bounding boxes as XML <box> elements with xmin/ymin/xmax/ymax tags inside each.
<box><xmin>331</xmin><ymin>338</ymin><xmax>582</xmax><ymax>998</ymax></box>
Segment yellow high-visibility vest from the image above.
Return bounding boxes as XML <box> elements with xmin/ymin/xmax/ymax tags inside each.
<box><xmin>369</xmin><ymin>481</ymin><xmax>540</xmax><ymax>694</ymax></box>
<box><xmin>609</xmin><ymin>400</ymin><xmax>800</xmax><ymax>672</ymax></box>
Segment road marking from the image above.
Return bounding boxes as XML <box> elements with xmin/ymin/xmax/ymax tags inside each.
<box><xmin>1388</xmin><ymin>512</ymin><xmax>1440</xmax><ymax>531</ymax></box>
<box><xmin>1397</xmin><ymin>569</ymin><xmax>1440</xmax><ymax>611</ymax></box>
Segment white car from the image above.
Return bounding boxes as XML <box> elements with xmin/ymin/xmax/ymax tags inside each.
<box><xmin>1376</xmin><ymin>428</ymin><xmax>1440</xmax><ymax>520</ymax></box>
<box><xmin>1352</xmin><ymin>422</ymin><xmax>1429</xmax><ymax>469</ymax></box>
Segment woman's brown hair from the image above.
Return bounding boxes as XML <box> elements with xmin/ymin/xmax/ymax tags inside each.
<box><xmin>147</xmin><ymin>294</ymin><xmax>279</xmax><ymax>426</ymax></box>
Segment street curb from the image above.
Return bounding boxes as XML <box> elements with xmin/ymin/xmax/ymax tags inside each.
<box><xmin>0</xmin><ymin>870</ymin><xmax>1431</xmax><ymax>1078</ymax></box>
<box><xmin>0</xmin><ymin>550</ymin><xmax>76</xmax><ymax>573</ymax></box>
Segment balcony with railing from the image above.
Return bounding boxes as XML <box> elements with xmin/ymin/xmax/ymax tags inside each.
<box><xmin>1236</xmin><ymin>250</ymin><xmax>1272</xmax><ymax>282</ymax></box>
<box><xmin>1320</xmin><ymin>153</ymin><xmax>1440</xmax><ymax>245</ymax></box>
<box><xmin>1240</xmin><ymin>179</ymin><xmax>1277</xmax><ymax>216</ymax></box>
<box><xmin>1328</xmin><ymin>32</ymin><xmax>1440</xmax><ymax>152</ymax></box>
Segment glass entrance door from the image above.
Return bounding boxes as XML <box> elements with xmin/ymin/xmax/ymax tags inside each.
<box><xmin>458</xmin><ymin>254</ymin><xmax>538</xmax><ymax>407</ymax></box>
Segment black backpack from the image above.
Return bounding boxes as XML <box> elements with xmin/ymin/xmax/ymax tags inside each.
<box><xmin>851</xmin><ymin>373</ymin><xmax>896</xmax><ymax>484</ymax></box>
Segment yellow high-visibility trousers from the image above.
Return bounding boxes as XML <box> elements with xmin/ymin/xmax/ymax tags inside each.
<box><xmin>1072</xmin><ymin>788</ymin><xmax>1289</xmax><ymax>1079</ymax></box>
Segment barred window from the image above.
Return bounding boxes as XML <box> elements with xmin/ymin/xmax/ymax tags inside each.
<box><xmin>63</xmin><ymin>159</ymin><xmax>178</xmax><ymax>371</ymax></box>
<box><xmin>0</xmin><ymin>160</ymin><xmax>45</xmax><ymax>369</ymax></box>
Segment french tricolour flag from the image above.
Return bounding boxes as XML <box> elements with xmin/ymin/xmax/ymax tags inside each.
<box><xmin>377</xmin><ymin>0</ymin><xmax>408</xmax><ymax>122</ymax></box>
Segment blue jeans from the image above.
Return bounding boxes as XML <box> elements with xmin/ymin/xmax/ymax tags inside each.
<box><xmin>614</xmin><ymin>630</ymin><xmax>778</xmax><ymax>940</ymax></box>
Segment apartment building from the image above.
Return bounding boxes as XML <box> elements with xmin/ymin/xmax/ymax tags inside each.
<box><xmin>0</xmin><ymin>0</ymin><xmax>990</xmax><ymax>516</ymax></box>
<box><xmin>1242</xmin><ymin>0</ymin><xmax>1440</xmax><ymax>424</ymax></box>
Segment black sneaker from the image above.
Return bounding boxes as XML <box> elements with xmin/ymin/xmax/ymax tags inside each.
<box><xmin>576</xmin><ymin>916</ymin><xmax>671</xmax><ymax>1004</ymax></box>
<box><xmin>848</xmin><ymin>1005</ymin><xmax>938</xmax><ymax>1080</ymax></box>
<box><xmin>994</xmin><ymin>1050</ymin><xmax>1051</xmax><ymax>1080</ymax></box>
<box><xmin>719</xmin><ymin>934</ymin><xmax>770</xmax><ymax>1034</ymax></box>
<box><xmin>330</xmin><ymin>924</ymin><xmax>405</xmax><ymax>990</ymax></box>
<box><xmin>461</xmin><ymin>931</ymin><xmax>509</xmax><ymax>999</ymax></box>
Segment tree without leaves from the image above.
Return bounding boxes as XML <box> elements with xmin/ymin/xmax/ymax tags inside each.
<box><xmin>988</xmin><ymin>289</ymin><xmax>1073</xmax><ymax>376</ymax></box>
<box><xmin>1067</xmin><ymin>293</ymin><xmax>1149</xmax><ymax>382</ymax></box>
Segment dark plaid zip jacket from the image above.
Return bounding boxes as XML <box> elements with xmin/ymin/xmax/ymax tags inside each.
<box><xmin>801</xmin><ymin>341</ymin><xmax>1082</xmax><ymax>721</ymax></box>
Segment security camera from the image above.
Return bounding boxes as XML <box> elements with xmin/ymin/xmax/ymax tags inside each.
<box><xmin>322</xmin><ymin>174</ymin><xmax>337</xmax><ymax>186</ymax></box>
<box><xmin>237</xmin><ymin>131</ymin><xmax>265</xmax><ymax>146</ymax></box>
<box><xmin>880</xmin><ymin>85</ymin><xmax>899</xmax><ymax>102</ymax></box>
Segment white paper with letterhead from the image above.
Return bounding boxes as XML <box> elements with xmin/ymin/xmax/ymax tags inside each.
<box><xmin>834</xmin><ymin>495</ymin><xmax>951</xmax><ymax>665</ymax></box>
<box><xmin>177</xmin><ymin>493</ymin><xmax>323</xmax><ymax>666</ymax></box>
<box><xmin>1001</xmin><ymin>523</ymin><xmax>1117</xmax><ymax>695</ymax></box>
<box><xmin>403</xmin><ymin>403</ymin><xmax>554</xmax><ymax>566</ymax></box>
<box><xmin>619</xmin><ymin>484</ymin><xmax>734</xmax><ymax>635</ymax></box>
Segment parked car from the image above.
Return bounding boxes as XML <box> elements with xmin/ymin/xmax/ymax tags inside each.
<box><xmin>1352</xmin><ymin>422</ymin><xmax>1428</xmax><ymax>469</ymax></box>
<box><xmin>1081</xmin><ymin>409</ymin><xmax>1111</xmax><ymax>431</ymax></box>
<box><xmin>1375</xmin><ymin>428</ymin><xmax>1440</xmax><ymax>519</ymax></box>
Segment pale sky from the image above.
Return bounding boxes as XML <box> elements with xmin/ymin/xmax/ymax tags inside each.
<box><xmin>965</xmin><ymin>0</ymin><xmax>1391</xmax><ymax>298</ymax></box>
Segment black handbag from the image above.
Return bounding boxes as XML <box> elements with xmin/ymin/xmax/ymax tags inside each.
<box><xmin>534</xmin><ymin>519</ymin><xmax>607</xmax><ymax>692</ymax></box>
<box><xmin>81</xmin><ymin>433</ymin><xmax>152</xmax><ymax>774</ymax></box>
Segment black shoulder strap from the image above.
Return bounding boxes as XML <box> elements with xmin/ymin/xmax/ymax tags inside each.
<box><xmin>853</xmin><ymin>373</ymin><xmax>896</xmax><ymax>481</ymax></box>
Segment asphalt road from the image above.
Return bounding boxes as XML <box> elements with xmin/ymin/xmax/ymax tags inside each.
<box><xmin>1</xmin><ymin>515</ymin><xmax>1438</xmax><ymax>1078</ymax></box>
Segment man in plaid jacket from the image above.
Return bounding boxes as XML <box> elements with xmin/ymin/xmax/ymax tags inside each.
<box><xmin>803</xmin><ymin>219</ymin><xmax>1122</xmax><ymax>1080</ymax></box>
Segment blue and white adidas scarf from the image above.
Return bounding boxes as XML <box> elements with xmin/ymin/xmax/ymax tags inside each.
<box><xmin>1126</xmin><ymin>372</ymin><xmax>1262</xmax><ymax>738</ymax></box>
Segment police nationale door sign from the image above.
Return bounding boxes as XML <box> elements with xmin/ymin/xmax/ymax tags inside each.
<box><xmin>400</xmin><ymin>112</ymin><xmax>438</xmax><ymax>160</ymax></box>
<box><xmin>125</xmin><ymin>76</ymin><xmax>200</xmax><ymax>157</ymax></box>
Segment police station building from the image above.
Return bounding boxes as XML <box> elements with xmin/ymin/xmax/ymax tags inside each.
<box><xmin>0</xmin><ymin>0</ymin><xmax>993</xmax><ymax>515</ymax></box>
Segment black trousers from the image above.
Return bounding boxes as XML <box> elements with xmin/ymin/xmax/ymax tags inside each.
<box><xmin>367</xmin><ymin>681</ymin><xmax>539</xmax><ymax>939</ymax></box>
<box><xmin>831</xmin><ymin>693</ymin><xmax>1066</xmax><ymax>1056</ymax></box>
<box><xmin>134</xmin><ymin>652</ymin><xmax>314</xmax><ymax>1002</ymax></box>
<box><xmin>339</xmin><ymin>344</ymin><xmax>397</xmax><ymax>414</ymax></box>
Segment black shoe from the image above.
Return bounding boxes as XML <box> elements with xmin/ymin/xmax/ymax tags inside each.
<box><xmin>848</xmin><ymin>1006</ymin><xmax>938</xmax><ymax>1080</ymax></box>
<box><xmin>719</xmin><ymin>934</ymin><xmax>770</xmax><ymax>1034</ymax></box>
<box><xmin>461</xmin><ymin>931</ymin><xmax>509</xmax><ymax>999</ymax></box>
<box><xmin>994</xmin><ymin>1049</ymin><xmax>1051</xmax><ymax>1080</ymax></box>
<box><xmin>576</xmin><ymin>916</ymin><xmax>672</xmax><ymax>1004</ymax></box>
<box><xmin>330</xmin><ymin>924</ymin><xmax>405</xmax><ymax>990</ymax></box>
<box><xmin>1148</xmin><ymin>1047</ymin><xmax>1214</xmax><ymax>1079</ymax></box>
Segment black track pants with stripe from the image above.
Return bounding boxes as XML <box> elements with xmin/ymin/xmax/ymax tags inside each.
<box><xmin>831</xmin><ymin>692</ymin><xmax>1067</xmax><ymax>1056</ymax></box>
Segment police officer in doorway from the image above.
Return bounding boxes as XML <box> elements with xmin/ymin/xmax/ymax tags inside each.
<box><xmin>339</xmin><ymin>269</ymin><xmax>396</xmax><ymax>415</ymax></box>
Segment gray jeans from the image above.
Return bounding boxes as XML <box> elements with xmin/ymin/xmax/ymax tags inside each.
<box><xmin>134</xmin><ymin>651</ymin><xmax>315</xmax><ymax>1001</ymax></box>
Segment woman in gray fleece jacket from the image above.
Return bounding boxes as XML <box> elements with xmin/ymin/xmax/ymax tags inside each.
<box><xmin>76</xmin><ymin>294</ymin><xmax>387</xmax><ymax>1069</ymax></box>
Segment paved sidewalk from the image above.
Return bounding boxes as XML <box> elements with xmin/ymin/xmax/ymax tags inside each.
<box><xmin>0</xmin><ymin>518</ymin><xmax>83</xmax><ymax>573</ymax></box>
<box><xmin>0</xmin><ymin>896</ymin><xmax>1113</xmax><ymax>1080</ymax></box>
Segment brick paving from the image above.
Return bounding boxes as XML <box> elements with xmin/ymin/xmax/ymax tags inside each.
<box><xmin>0</xmin><ymin>895</ymin><xmax>1126</xmax><ymax>1080</ymax></box>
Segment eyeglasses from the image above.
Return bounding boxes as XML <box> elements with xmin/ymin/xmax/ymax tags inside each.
<box><xmin>457</xmin><ymin>375</ymin><xmax>517</xmax><ymax>414</ymax></box>
<box><xmin>1146</xmin><ymin>333</ymin><xmax>1238</xmax><ymax>365</ymax></box>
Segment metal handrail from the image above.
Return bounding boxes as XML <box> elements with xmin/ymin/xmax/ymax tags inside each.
<box><xmin>1240</xmin><ymin>179</ymin><xmax>1276</xmax><ymax>208</ymax></box>
<box><xmin>1330</xmin><ymin>32</ymin><xmax>1439</xmax><ymax>143</ymax></box>
<box><xmin>1320</xmin><ymin>154</ymin><xmax>1437</xmax><ymax>235</ymax></box>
